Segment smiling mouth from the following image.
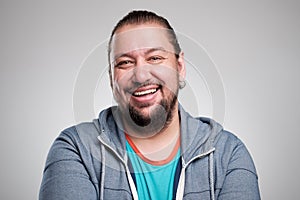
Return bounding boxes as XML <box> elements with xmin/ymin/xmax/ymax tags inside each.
<box><xmin>132</xmin><ymin>85</ymin><xmax>161</xmax><ymax>97</ymax></box>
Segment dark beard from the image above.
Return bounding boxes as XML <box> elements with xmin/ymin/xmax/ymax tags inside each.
<box><xmin>126</xmin><ymin>89</ymin><xmax>178</xmax><ymax>136</ymax></box>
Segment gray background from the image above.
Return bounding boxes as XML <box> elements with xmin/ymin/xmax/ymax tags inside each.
<box><xmin>1</xmin><ymin>0</ymin><xmax>299</xmax><ymax>199</ymax></box>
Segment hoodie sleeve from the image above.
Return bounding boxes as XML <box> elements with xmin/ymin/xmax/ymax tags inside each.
<box><xmin>217</xmin><ymin>136</ymin><xmax>260</xmax><ymax>200</ymax></box>
<box><xmin>39</xmin><ymin>128</ymin><xmax>98</xmax><ymax>200</ymax></box>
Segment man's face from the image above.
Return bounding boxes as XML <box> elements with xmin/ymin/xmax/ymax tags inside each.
<box><xmin>109</xmin><ymin>23</ymin><xmax>185</xmax><ymax>136</ymax></box>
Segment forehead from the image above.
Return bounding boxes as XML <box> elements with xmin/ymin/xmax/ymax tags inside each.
<box><xmin>110</xmin><ymin>23</ymin><xmax>175</xmax><ymax>58</ymax></box>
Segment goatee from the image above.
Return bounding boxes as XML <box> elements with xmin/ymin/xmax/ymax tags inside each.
<box><xmin>125</xmin><ymin>92</ymin><xmax>178</xmax><ymax>137</ymax></box>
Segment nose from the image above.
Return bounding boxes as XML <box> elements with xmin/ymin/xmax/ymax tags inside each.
<box><xmin>132</xmin><ymin>60</ymin><xmax>151</xmax><ymax>84</ymax></box>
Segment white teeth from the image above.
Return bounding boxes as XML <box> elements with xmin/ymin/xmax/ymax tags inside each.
<box><xmin>133</xmin><ymin>88</ymin><xmax>157</xmax><ymax>96</ymax></box>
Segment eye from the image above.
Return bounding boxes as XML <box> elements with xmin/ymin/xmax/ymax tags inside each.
<box><xmin>148</xmin><ymin>56</ymin><xmax>164</xmax><ymax>64</ymax></box>
<box><xmin>115</xmin><ymin>60</ymin><xmax>134</xmax><ymax>68</ymax></box>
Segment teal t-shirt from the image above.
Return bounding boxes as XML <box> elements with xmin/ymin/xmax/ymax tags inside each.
<box><xmin>126</xmin><ymin>139</ymin><xmax>180</xmax><ymax>200</ymax></box>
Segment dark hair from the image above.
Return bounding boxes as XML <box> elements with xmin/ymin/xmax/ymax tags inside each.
<box><xmin>108</xmin><ymin>10</ymin><xmax>181</xmax><ymax>87</ymax></box>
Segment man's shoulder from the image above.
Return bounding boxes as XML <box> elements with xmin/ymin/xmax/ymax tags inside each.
<box><xmin>187</xmin><ymin>114</ymin><xmax>242</xmax><ymax>146</ymax></box>
<box><xmin>218</xmin><ymin>129</ymin><xmax>242</xmax><ymax>144</ymax></box>
<box><xmin>188</xmin><ymin>114</ymin><xmax>245</xmax><ymax>151</ymax></box>
<box><xmin>59</xmin><ymin>106</ymin><xmax>114</xmax><ymax>138</ymax></box>
<box><xmin>59</xmin><ymin>121</ymin><xmax>100</xmax><ymax>143</ymax></box>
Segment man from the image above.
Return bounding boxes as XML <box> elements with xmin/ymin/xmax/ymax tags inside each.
<box><xmin>39</xmin><ymin>10</ymin><xmax>260</xmax><ymax>200</ymax></box>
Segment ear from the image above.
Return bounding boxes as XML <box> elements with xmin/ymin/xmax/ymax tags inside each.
<box><xmin>109</xmin><ymin>66</ymin><xmax>114</xmax><ymax>89</ymax></box>
<box><xmin>177</xmin><ymin>51</ymin><xmax>186</xmax><ymax>80</ymax></box>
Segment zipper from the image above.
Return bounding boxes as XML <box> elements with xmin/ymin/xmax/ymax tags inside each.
<box><xmin>97</xmin><ymin>135</ymin><xmax>139</xmax><ymax>200</ymax></box>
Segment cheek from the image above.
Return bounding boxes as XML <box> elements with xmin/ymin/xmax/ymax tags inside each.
<box><xmin>152</xmin><ymin>64</ymin><xmax>179</xmax><ymax>86</ymax></box>
<box><xmin>152</xmin><ymin>67</ymin><xmax>179</xmax><ymax>98</ymax></box>
<box><xmin>112</xmin><ymin>69</ymin><xmax>135</xmax><ymax>100</ymax></box>
<box><xmin>113</xmin><ymin>69</ymin><xmax>132</xmax><ymax>87</ymax></box>
<box><xmin>113</xmin><ymin>69</ymin><xmax>126</xmax><ymax>88</ymax></box>
<box><xmin>112</xmin><ymin>70</ymin><xmax>125</xmax><ymax>99</ymax></box>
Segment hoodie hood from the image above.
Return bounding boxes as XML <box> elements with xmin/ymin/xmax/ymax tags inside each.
<box><xmin>96</xmin><ymin>105</ymin><xmax>223</xmax><ymax>162</ymax></box>
<box><xmin>178</xmin><ymin>105</ymin><xmax>223</xmax><ymax>163</ymax></box>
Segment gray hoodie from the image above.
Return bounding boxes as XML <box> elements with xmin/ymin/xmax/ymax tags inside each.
<box><xmin>39</xmin><ymin>106</ymin><xmax>260</xmax><ymax>199</ymax></box>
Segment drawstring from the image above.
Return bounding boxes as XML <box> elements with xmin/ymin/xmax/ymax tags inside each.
<box><xmin>209</xmin><ymin>152</ymin><xmax>215</xmax><ymax>200</ymax></box>
<box><xmin>176</xmin><ymin>149</ymin><xmax>215</xmax><ymax>200</ymax></box>
<box><xmin>96</xmin><ymin>130</ymin><xmax>138</xmax><ymax>200</ymax></box>
<box><xmin>99</xmin><ymin>144</ymin><xmax>105</xmax><ymax>200</ymax></box>
<box><xmin>126</xmin><ymin>167</ymin><xmax>139</xmax><ymax>200</ymax></box>
<box><xmin>124</xmin><ymin>149</ymin><xmax>139</xmax><ymax>200</ymax></box>
<box><xmin>93</xmin><ymin>120</ymin><xmax>105</xmax><ymax>200</ymax></box>
<box><xmin>92</xmin><ymin>120</ymin><xmax>105</xmax><ymax>200</ymax></box>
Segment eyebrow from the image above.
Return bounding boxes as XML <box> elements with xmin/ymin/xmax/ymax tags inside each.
<box><xmin>113</xmin><ymin>47</ymin><xmax>168</xmax><ymax>60</ymax></box>
<box><xmin>144</xmin><ymin>47</ymin><xmax>168</xmax><ymax>55</ymax></box>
